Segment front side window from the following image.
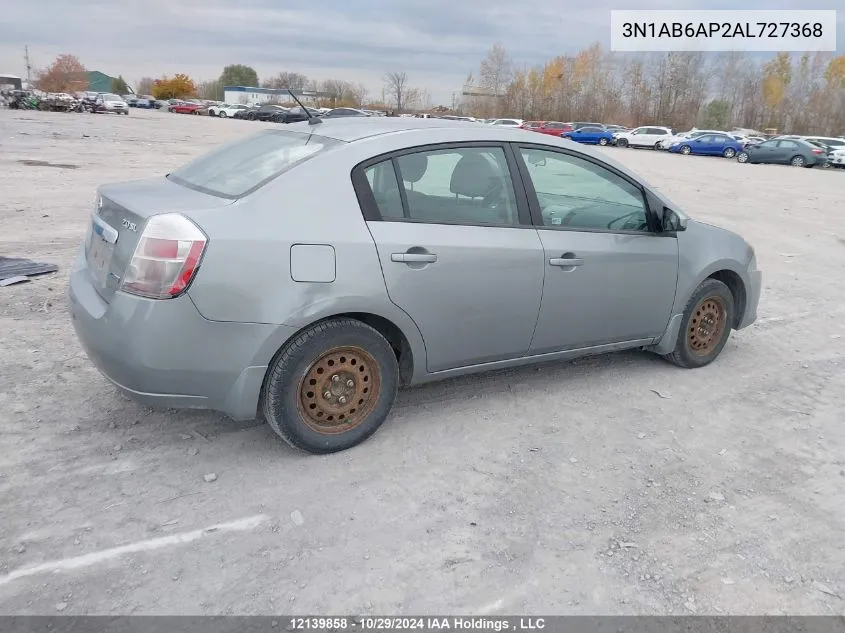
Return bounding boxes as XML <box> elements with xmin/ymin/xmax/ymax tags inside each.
<box><xmin>777</xmin><ymin>140</ymin><xmax>799</xmax><ymax>149</ymax></box>
<box><xmin>519</xmin><ymin>148</ymin><xmax>649</xmax><ymax>232</ymax></box>
<box><xmin>167</xmin><ymin>130</ymin><xmax>340</xmax><ymax>198</ymax></box>
<box><xmin>363</xmin><ymin>146</ymin><xmax>519</xmax><ymax>226</ymax></box>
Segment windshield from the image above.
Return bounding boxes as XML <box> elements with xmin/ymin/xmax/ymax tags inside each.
<box><xmin>103</xmin><ymin>94</ymin><xmax>120</xmax><ymax>101</ymax></box>
<box><xmin>167</xmin><ymin>130</ymin><xmax>341</xmax><ymax>199</ymax></box>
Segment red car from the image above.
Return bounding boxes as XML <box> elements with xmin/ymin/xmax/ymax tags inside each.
<box><xmin>169</xmin><ymin>101</ymin><xmax>202</xmax><ymax>114</ymax></box>
<box><xmin>520</xmin><ymin>121</ymin><xmax>573</xmax><ymax>135</ymax></box>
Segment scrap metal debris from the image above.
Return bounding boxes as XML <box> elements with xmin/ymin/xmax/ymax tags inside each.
<box><xmin>0</xmin><ymin>256</ymin><xmax>58</xmax><ymax>284</ymax></box>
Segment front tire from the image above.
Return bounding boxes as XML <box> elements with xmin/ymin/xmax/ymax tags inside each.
<box><xmin>598</xmin><ymin>137</ymin><xmax>609</xmax><ymax>146</ymax></box>
<box><xmin>617</xmin><ymin>139</ymin><xmax>629</xmax><ymax>148</ymax></box>
<box><xmin>262</xmin><ymin>319</ymin><xmax>399</xmax><ymax>454</ymax></box>
<box><xmin>680</xmin><ymin>145</ymin><xmax>692</xmax><ymax>155</ymax></box>
<box><xmin>663</xmin><ymin>279</ymin><xmax>735</xmax><ymax>369</ymax></box>
<box><xmin>219</xmin><ymin>111</ymin><xmax>227</xmax><ymax>117</ymax></box>
<box><xmin>737</xmin><ymin>151</ymin><xmax>749</xmax><ymax>163</ymax></box>
<box><xmin>723</xmin><ymin>147</ymin><xmax>736</xmax><ymax>158</ymax></box>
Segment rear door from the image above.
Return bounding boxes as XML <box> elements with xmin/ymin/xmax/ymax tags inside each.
<box><xmin>353</xmin><ymin>143</ymin><xmax>545</xmax><ymax>373</ymax></box>
<box><xmin>774</xmin><ymin>139</ymin><xmax>803</xmax><ymax>163</ymax></box>
<box><xmin>628</xmin><ymin>127</ymin><xmax>650</xmax><ymax>147</ymax></box>
<box><xmin>748</xmin><ymin>139</ymin><xmax>780</xmax><ymax>163</ymax></box>
<box><xmin>513</xmin><ymin>143</ymin><xmax>678</xmax><ymax>354</ymax></box>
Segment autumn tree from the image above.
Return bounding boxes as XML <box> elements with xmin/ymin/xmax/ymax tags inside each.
<box><xmin>111</xmin><ymin>75</ymin><xmax>129</xmax><ymax>94</ymax></box>
<box><xmin>152</xmin><ymin>74</ymin><xmax>196</xmax><ymax>99</ymax></box>
<box><xmin>761</xmin><ymin>52</ymin><xmax>792</xmax><ymax>129</ymax></box>
<box><xmin>35</xmin><ymin>54</ymin><xmax>88</xmax><ymax>93</ymax></box>
<box><xmin>219</xmin><ymin>64</ymin><xmax>259</xmax><ymax>88</ymax></box>
<box><xmin>384</xmin><ymin>71</ymin><xmax>410</xmax><ymax>111</ymax></box>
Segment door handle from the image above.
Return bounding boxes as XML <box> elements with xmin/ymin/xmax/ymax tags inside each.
<box><xmin>549</xmin><ymin>257</ymin><xmax>583</xmax><ymax>267</ymax></box>
<box><xmin>391</xmin><ymin>252</ymin><xmax>437</xmax><ymax>263</ymax></box>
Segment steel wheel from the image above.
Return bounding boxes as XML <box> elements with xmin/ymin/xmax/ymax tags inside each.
<box><xmin>687</xmin><ymin>296</ymin><xmax>727</xmax><ymax>357</ymax></box>
<box><xmin>791</xmin><ymin>155</ymin><xmax>805</xmax><ymax>167</ymax></box>
<box><xmin>297</xmin><ymin>346</ymin><xmax>381</xmax><ymax>435</ymax></box>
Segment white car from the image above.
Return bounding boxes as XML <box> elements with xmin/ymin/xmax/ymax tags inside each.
<box><xmin>614</xmin><ymin>126</ymin><xmax>673</xmax><ymax>149</ymax></box>
<box><xmin>95</xmin><ymin>93</ymin><xmax>129</xmax><ymax>115</ymax></box>
<box><xmin>828</xmin><ymin>147</ymin><xmax>845</xmax><ymax>168</ymax></box>
<box><xmin>800</xmin><ymin>135</ymin><xmax>845</xmax><ymax>150</ymax></box>
<box><xmin>207</xmin><ymin>103</ymin><xmax>231</xmax><ymax>116</ymax></box>
<box><xmin>215</xmin><ymin>104</ymin><xmax>248</xmax><ymax>118</ymax></box>
<box><xmin>488</xmin><ymin>118</ymin><xmax>523</xmax><ymax>127</ymax></box>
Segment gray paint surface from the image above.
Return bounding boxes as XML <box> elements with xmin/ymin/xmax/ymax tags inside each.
<box><xmin>69</xmin><ymin>117</ymin><xmax>761</xmax><ymax>420</ymax></box>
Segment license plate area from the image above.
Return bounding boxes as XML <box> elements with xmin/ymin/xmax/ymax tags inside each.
<box><xmin>86</xmin><ymin>228</ymin><xmax>115</xmax><ymax>287</ymax></box>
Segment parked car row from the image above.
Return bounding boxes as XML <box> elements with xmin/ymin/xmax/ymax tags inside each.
<box><xmin>511</xmin><ymin>120</ymin><xmax>844</xmax><ymax>169</ymax></box>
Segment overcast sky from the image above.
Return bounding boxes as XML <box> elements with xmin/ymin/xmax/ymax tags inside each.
<box><xmin>1</xmin><ymin>0</ymin><xmax>841</xmax><ymax>104</ymax></box>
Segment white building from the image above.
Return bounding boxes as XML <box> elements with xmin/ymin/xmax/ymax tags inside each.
<box><xmin>223</xmin><ymin>85</ymin><xmax>329</xmax><ymax>106</ymax></box>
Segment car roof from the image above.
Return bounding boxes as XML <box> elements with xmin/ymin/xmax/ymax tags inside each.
<box><xmin>284</xmin><ymin>116</ymin><xmax>484</xmax><ymax>141</ymax></box>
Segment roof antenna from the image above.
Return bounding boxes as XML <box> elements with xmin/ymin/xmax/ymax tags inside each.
<box><xmin>287</xmin><ymin>88</ymin><xmax>321</xmax><ymax>125</ymax></box>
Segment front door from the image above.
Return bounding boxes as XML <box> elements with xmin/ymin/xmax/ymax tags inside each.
<box><xmin>357</xmin><ymin>145</ymin><xmax>545</xmax><ymax>373</ymax></box>
<box><xmin>514</xmin><ymin>145</ymin><xmax>679</xmax><ymax>354</ymax></box>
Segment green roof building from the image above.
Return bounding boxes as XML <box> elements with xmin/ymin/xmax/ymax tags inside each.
<box><xmin>86</xmin><ymin>71</ymin><xmax>133</xmax><ymax>94</ymax></box>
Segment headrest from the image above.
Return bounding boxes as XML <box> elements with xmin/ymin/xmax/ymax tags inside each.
<box><xmin>397</xmin><ymin>153</ymin><xmax>428</xmax><ymax>183</ymax></box>
<box><xmin>450</xmin><ymin>153</ymin><xmax>497</xmax><ymax>198</ymax></box>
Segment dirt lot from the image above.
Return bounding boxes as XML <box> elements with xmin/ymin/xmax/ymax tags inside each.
<box><xmin>1</xmin><ymin>108</ymin><xmax>844</xmax><ymax>616</ymax></box>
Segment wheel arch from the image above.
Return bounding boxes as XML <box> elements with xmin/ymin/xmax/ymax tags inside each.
<box><xmin>262</xmin><ymin>309</ymin><xmax>424</xmax><ymax>389</ymax></box>
<box><xmin>706</xmin><ymin>269</ymin><xmax>746</xmax><ymax>328</ymax></box>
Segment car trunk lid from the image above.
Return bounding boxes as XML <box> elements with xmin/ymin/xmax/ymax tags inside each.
<box><xmin>84</xmin><ymin>177</ymin><xmax>233</xmax><ymax>303</ymax></box>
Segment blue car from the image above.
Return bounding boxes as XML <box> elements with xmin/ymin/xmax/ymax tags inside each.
<box><xmin>561</xmin><ymin>126</ymin><xmax>614</xmax><ymax>146</ymax></box>
<box><xmin>668</xmin><ymin>133</ymin><xmax>744</xmax><ymax>158</ymax></box>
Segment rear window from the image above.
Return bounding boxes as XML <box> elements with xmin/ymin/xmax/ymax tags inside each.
<box><xmin>167</xmin><ymin>130</ymin><xmax>341</xmax><ymax>199</ymax></box>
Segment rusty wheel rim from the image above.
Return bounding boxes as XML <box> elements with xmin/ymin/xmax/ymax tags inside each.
<box><xmin>688</xmin><ymin>296</ymin><xmax>727</xmax><ymax>356</ymax></box>
<box><xmin>297</xmin><ymin>346</ymin><xmax>381</xmax><ymax>435</ymax></box>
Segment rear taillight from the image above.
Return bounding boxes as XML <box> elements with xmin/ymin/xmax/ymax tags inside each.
<box><xmin>812</xmin><ymin>149</ymin><xmax>824</xmax><ymax>154</ymax></box>
<box><xmin>120</xmin><ymin>213</ymin><xmax>207</xmax><ymax>300</ymax></box>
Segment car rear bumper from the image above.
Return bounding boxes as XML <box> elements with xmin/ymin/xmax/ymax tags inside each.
<box><xmin>68</xmin><ymin>249</ymin><xmax>298</xmax><ymax>420</ymax></box>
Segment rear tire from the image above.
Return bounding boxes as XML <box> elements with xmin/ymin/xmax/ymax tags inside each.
<box><xmin>219</xmin><ymin>111</ymin><xmax>226</xmax><ymax>117</ymax></box>
<box><xmin>663</xmin><ymin>279</ymin><xmax>735</xmax><ymax>369</ymax></box>
<box><xmin>790</xmin><ymin>155</ymin><xmax>805</xmax><ymax>167</ymax></box>
<box><xmin>598</xmin><ymin>138</ymin><xmax>609</xmax><ymax>146</ymax></box>
<box><xmin>261</xmin><ymin>319</ymin><xmax>399</xmax><ymax>454</ymax></box>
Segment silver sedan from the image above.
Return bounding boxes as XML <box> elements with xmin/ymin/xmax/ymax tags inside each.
<box><xmin>69</xmin><ymin>118</ymin><xmax>762</xmax><ymax>454</ymax></box>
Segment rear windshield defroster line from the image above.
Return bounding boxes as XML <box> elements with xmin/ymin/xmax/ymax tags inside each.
<box><xmin>167</xmin><ymin>130</ymin><xmax>342</xmax><ymax>199</ymax></box>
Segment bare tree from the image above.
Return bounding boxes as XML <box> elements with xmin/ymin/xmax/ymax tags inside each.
<box><xmin>384</xmin><ymin>71</ymin><xmax>409</xmax><ymax>111</ymax></box>
<box><xmin>349</xmin><ymin>82</ymin><xmax>369</xmax><ymax>106</ymax></box>
<box><xmin>479</xmin><ymin>43</ymin><xmax>512</xmax><ymax>97</ymax></box>
<box><xmin>263</xmin><ymin>72</ymin><xmax>310</xmax><ymax>90</ymax></box>
<box><xmin>136</xmin><ymin>77</ymin><xmax>155</xmax><ymax>96</ymax></box>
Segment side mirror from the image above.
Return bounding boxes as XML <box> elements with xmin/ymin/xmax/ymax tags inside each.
<box><xmin>663</xmin><ymin>208</ymin><xmax>687</xmax><ymax>232</ymax></box>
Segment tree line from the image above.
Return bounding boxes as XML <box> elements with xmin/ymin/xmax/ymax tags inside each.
<box><xmin>465</xmin><ymin>43</ymin><xmax>845</xmax><ymax>135</ymax></box>
<box><xmin>30</xmin><ymin>55</ymin><xmax>429</xmax><ymax>111</ymax></box>
<box><xmin>28</xmin><ymin>49</ymin><xmax>845</xmax><ymax>134</ymax></box>
<box><xmin>137</xmin><ymin>65</ymin><xmax>430</xmax><ymax>111</ymax></box>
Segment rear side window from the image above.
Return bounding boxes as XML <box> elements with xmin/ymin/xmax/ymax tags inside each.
<box><xmin>167</xmin><ymin>130</ymin><xmax>340</xmax><ymax>199</ymax></box>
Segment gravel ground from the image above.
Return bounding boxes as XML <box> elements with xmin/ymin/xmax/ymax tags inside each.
<box><xmin>0</xmin><ymin>108</ymin><xmax>844</xmax><ymax>616</ymax></box>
